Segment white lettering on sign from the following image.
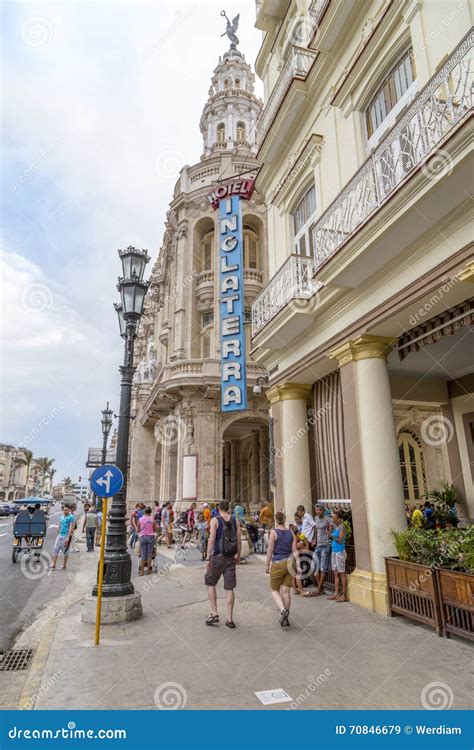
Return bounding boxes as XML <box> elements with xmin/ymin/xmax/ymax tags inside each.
<box><xmin>222</xmin><ymin>316</ymin><xmax>240</xmax><ymax>336</ymax></box>
<box><xmin>223</xmin><ymin>385</ymin><xmax>242</xmax><ymax>405</ymax></box>
<box><xmin>221</xmin><ymin>235</ymin><xmax>238</xmax><ymax>253</ymax></box>
<box><xmin>223</xmin><ymin>294</ymin><xmax>239</xmax><ymax>314</ymax></box>
<box><xmin>221</xmin><ymin>275</ymin><xmax>239</xmax><ymax>293</ymax></box>
<box><xmin>222</xmin><ymin>362</ymin><xmax>241</xmax><ymax>380</ymax></box>
<box><xmin>222</xmin><ymin>339</ymin><xmax>241</xmax><ymax>357</ymax></box>
<box><xmin>221</xmin><ymin>256</ymin><xmax>238</xmax><ymax>273</ymax></box>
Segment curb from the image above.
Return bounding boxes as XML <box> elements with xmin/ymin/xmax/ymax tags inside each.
<box><xmin>17</xmin><ymin>593</ymin><xmax>85</xmax><ymax>710</ymax></box>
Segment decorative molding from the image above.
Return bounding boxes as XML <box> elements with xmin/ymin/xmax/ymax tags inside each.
<box><xmin>266</xmin><ymin>382</ymin><xmax>312</xmax><ymax>404</ymax></box>
<box><xmin>329</xmin><ymin>335</ymin><xmax>396</xmax><ymax>367</ymax></box>
<box><xmin>458</xmin><ymin>262</ymin><xmax>474</xmax><ymax>283</ymax></box>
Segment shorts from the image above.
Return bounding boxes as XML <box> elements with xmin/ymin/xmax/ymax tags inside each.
<box><xmin>140</xmin><ymin>535</ymin><xmax>155</xmax><ymax>561</ymax></box>
<box><xmin>205</xmin><ymin>554</ymin><xmax>236</xmax><ymax>590</ymax></box>
<box><xmin>312</xmin><ymin>545</ymin><xmax>331</xmax><ymax>573</ymax></box>
<box><xmin>269</xmin><ymin>559</ymin><xmax>292</xmax><ymax>591</ymax></box>
<box><xmin>53</xmin><ymin>535</ymin><xmax>69</xmax><ymax>556</ymax></box>
<box><xmin>331</xmin><ymin>550</ymin><xmax>347</xmax><ymax>573</ymax></box>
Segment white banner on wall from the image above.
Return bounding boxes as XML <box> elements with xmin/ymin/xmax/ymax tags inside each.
<box><xmin>182</xmin><ymin>454</ymin><xmax>197</xmax><ymax>500</ymax></box>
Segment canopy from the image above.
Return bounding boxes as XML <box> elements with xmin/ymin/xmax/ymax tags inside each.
<box><xmin>15</xmin><ymin>496</ymin><xmax>50</xmax><ymax>505</ymax></box>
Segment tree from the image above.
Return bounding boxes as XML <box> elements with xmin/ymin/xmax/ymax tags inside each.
<box><xmin>36</xmin><ymin>458</ymin><xmax>54</xmax><ymax>496</ymax></box>
<box><xmin>15</xmin><ymin>449</ymin><xmax>34</xmax><ymax>497</ymax></box>
<box><xmin>63</xmin><ymin>477</ymin><xmax>73</xmax><ymax>494</ymax></box>
<box><xmin>48</xmin><ymin>467</ymin><xmax>56</xmax><ymax>494</ymax></box>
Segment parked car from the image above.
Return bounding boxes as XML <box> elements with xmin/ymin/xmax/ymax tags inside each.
<box><xmin>0</xmin><ymin>502</ymin><xmax>11</xmax><ymax>517</ymax></box>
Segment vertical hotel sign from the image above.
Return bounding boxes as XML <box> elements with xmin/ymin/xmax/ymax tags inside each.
<box><xmin>208</xmin><ymin>179</ymin><xmax>255</xmax><ymax>412</ymax></box>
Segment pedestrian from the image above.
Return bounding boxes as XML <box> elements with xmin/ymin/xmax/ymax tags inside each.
<box><xmin>310</xmin><ymin>504</ymin><xmax>331</xmax><ymax>596</ymax></box>
<box><xmin>82</xmin><ymin>505</ymin><xmax>97</xmax><ymax>552</ymax></box>
<box><xmin>423</xmin><ymin>501</ymin><xmax>435</xmax><ymax>529</ymax></box>
<box><xmin>138</xmin><ymin>507</ymin><xmax>157</xmax><ymax>576</ymax></box>
<box><xmin>233</xmin><ymin>501</ymin><xmax>245</xmax><ymax>523</ymax></box>
<box><xmin>196</xmin><ymin>512</ymin><xmax>208</xmax><ymax>561</ymax></box>
<box><xmin>183</xmin><ymin>502</ymin><xmax>196</xmax><ymax>547</ymax></box>
<box><xmin>211</xmin><ymin>503</ymin><xmax>219</xmax><ymax>518</ymax></box>
<box><xmin>328</xmin><ymin>510</ymin><xmax>348</xmax><ymax>602</ymax></box>
<box><xmin>96</xmin><ymin>507</ymin><xmax>103</xmax><ymax>546</ymax></box>
<box><xmin>258</xmin><ymin>500</ymin><xmax>274</xmax><ymax>529</ymax></box>
<box><xmin>129</xmin><ymin>503</ymin><xmax>141</xmax><ymax>549</ymax></box>
<box><xmin>49</xmin><ymin>507</ymin><xmax>75</xmax><ymax>570</ymax></box>
<box><xmin>158</xmin><ymin>502</ymin><xmax>173</xmax><ymax>548</ymax></box>
<box><xmin>265</xmin><ymin>511</ymin><xmax>300</xmax><ymax>627</ymax></box>
<box><xmin>204</xmin><ymin>499</ymin><xmax>241</xmax><ymax>628</ymax></box>
<box><xmin>202</xmin><ymin>503</ymin><xmax>211</xmax><ymax>525</ymax></box>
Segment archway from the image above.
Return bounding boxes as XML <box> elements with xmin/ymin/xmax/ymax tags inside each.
<box><xmin>220</xmin><ymin>414</ymin><xmax>270</xmax><ymax>511</ymax></box>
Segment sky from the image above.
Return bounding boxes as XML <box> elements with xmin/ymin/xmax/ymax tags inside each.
<box><xmin>1</xmin><ymin>0</ymin><xmax>262</xmax><ymax>483</ymax></box>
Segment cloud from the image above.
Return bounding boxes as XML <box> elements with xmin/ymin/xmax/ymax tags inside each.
<box><xmin>1</xmin><ymin>0</ymin><xmax>261</xmax><ymax>479</ymax></box>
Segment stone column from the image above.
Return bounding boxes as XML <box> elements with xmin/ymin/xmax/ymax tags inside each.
<box><xmin>251</xmin><ymin>431</ymin><xmax>261</xmax><ymax>506</ymax></box>
<box><xmin>224</xmin><ymin>442</ymin><xmax>231</xmax><ymax>501</ymax></box>
<box><xmin>266</xmin><ymin>383</ymin><xmax>312</xmax><ymax>521</ymax></box>
<box><xmin>329</xmin><ymin>335</ymin><xmax>407</xmax><ymax>615</ymax></box>
<box><xmin>230</xmin><ymin>441</ymin><xmax>238</xmax><ymax>503</ymax></box>
<box><xmin>259</xmin><ymin>427</ymin><xmax>269</xmax><ymax>503</ymax></box>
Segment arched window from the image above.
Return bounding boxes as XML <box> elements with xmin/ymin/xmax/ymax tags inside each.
<box><xmin>243</xmin><ymin>226</ymin><xmax>259</xmax><ymax>269</ymax></box>
<box><xmin>293</xmin><ymin>184</ymin><xmax>316</xmax><ymax>256</ymax></box>
<box><xmin>235</xmin><ymin>77</ymin><xmax>240</xmax><ymax>88</ymax></box>
<box><xmin>224</xmin><ymin>78</ymin><xmax>230</xmax><ymax>89</ymax></box>
<box><xmin>216</xmin><ymin>123</ymin><xmax>225</xmax><ymax>144</ymax></box>
<box><xmin>236</xmin><ymin>121</ymin><xmax>246</xmax><ymax>142</ymax></box>
<box><xmin>202</xmin><ymin>230</ymin><xmax>214</xmax><ymax>271</ymax></box>
<box><xmin>398</xmin><ymin>429</ymin><xmax>426</xmax><ymax>502</ymax></box>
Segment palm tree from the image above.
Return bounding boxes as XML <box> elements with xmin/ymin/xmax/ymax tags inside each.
<box><xmin>48</xmin><ymin>467</ymin><xmax>57</xmax><ymax>495</ymax></box>
<box><xmin>63</xmin><ymin>476</ymin><xmax>73</xmax><ymax>494</ymax></box>
<box><xmin>15</xmin><ymin>449</ymin><xmax>34</xmax><ymax>497</ymax></box>
<box><xmin>36</xmin><ymin>458</ymin><xmax>54</xmax><ymax>496</ymax></box>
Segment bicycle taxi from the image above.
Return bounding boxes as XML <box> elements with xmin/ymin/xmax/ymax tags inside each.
<box><xmin>11</xmin><ymin>497</ymin><xmax>49</xmax><ymax>563</ymax></box>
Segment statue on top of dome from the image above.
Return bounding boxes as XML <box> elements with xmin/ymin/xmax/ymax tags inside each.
<box><xmin>220</xmin><ymin>10</ymin><xmax>240</xmax><ymax>48</ymax></box>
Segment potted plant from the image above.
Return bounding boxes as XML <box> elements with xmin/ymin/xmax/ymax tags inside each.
<box><xmin>424</xmin><ymin>481</ymin><xmax>459</xmax><ymax>527</ymax></box>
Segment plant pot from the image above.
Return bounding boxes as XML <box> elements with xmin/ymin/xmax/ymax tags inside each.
<box><xmin>437</xmin><ymin>567</ymin><xmax>474</xmax><ymax>641</ymax></box>
<box><xmin>385</xmin><ymin>557</ymin><xmax>442</xmax><ymax>635</ymax></box>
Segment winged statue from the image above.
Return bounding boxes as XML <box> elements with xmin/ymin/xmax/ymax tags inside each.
<box><xmin>221</xmin><ymin>10</ymin><xmax>240</xmax><ymax>48</ymax></box>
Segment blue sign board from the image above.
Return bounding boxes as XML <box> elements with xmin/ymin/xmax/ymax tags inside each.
<box><xmin>89</xmin><ymin>464</ymin><xmax>124</xmax><ymax>498</ymax></box>
<box><xmin>219</xmin><ymin>194</ymin><xmax>248</xmax><ymax>412</ymax></box>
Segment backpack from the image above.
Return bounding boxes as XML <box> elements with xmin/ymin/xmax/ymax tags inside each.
<box><xmin>178</xmin><ymin>511</ymin><xmax>188</xmax><ymax>525</ymax></box>
<box><xmin>154</xmin><ymin>507</ymin><xmax>162</xmax><ymax>524</ymax></box>
<box><xmin>219</xmin><ymin>516</ymin><xmax>238</xmax><ymax>557</ymax></box>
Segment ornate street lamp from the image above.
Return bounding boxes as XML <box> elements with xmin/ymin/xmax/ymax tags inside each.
<box><xmin>93</xmin><ymin>246</ymin><xmax>150</xmax><ymax>603</ymax></box>
<box><xmin>101</xmin><ymin>402</ymin><xmax>113</xmax><ymax>465</ymax></box>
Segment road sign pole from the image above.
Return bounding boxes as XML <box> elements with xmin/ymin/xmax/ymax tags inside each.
<box><xmin>94</xmin><ymin>497</ymin><xmax>108</xmax><ymax>646</ymax></box>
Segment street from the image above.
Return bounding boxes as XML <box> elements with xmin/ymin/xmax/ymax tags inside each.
<box><xmin>0</xmin><ymin>503</ymin><xmax>82</xmax><ymax>652</ymax></box>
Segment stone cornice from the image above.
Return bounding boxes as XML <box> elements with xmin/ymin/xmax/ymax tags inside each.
<box><xmin>329</xmin><ymin>335</ymin><xmax>396</xmax><ymax>367</ymax></box>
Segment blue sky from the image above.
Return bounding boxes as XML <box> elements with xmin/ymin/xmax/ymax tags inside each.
<box><xmin>1</xmin><ymin>0</ymin><xmax>262</xmax><ymax>483</ymax></box>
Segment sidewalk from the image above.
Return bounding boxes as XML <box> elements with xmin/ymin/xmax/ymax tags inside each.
<box><xmin>9</xmin><ymin>545</ymin><xmax>473</xmax><ymax>711</ymax></box>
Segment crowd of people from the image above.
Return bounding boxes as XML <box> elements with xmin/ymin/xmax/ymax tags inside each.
<box><xmin>126</xmin><ymin>498</ymin><xmax>350</xmax><ymax>628</ymax></box>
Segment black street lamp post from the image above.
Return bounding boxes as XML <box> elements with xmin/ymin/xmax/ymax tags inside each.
<box><xmin>93</xmin><ymin>246</ymin><xmax>150</xmax><ymax>600</ymax></box>
<box><xmin>101</xmin><ymin>402</ymin><xmax>113</xmax><ymax>465</ymax></box>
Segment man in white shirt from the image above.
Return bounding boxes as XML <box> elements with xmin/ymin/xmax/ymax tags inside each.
<box><xmin>296</xmin><ymin>504</ymin><xmax>316</xmax><ymax>544</ymax></box>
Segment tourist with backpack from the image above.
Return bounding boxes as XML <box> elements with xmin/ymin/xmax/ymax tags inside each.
<box><xmin>204</xmin><ymin>500</ymin><xmax>241</xmax><ymax>628</ymax></box>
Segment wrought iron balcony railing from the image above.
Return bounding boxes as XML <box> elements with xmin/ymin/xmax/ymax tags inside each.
<box><xmin>312</xmin><ymin>30</ymin><xmax>473</xmax><ymax>271</ymax></box>
<box><xmin>257</xmin><ymin>46</ymin><xmax>317</xmax><ymax>147</ymax></box>
<box><xmin>251</xmin><ymin>254</ymin><xmax>320</xmax><ymax>336</ymax></box>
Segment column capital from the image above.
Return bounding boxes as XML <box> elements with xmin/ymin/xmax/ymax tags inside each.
<box><xmin>329</xmin><ymin>335</ymin><xmax>396</xmax><ymax>367</ymax></box>
<box><xmin>457</xmin><ymin>262</ymin><xmax>474</xmax><ymax>283</ymax></box>
<box><xmin>266</xmin><ymin>382</ymin><xmax>312</xmax><ymax>405</ymax></box>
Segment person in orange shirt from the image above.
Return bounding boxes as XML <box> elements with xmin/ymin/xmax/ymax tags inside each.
<box><xmin>202</xmin><ymin>503</ymin><xmax>211</xmax><ymax>524</ymax></box>
<box><xmin>259</xmin><ymin>501</ymin><xmax>274</xmax><ymax>529</ymax></box>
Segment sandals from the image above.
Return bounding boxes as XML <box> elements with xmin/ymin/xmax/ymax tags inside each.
<box><xmin>205</xmin><ymin>614</ymin><xmax>219</xmax><ymax>626</ymax></box>
<box><xmin>279</xmin><ymin>608</ymin><xmax>290</xmax><ymax>627</ymax></box>
<box><xmin>303</xmin><ymin>590</ymin><xmax>318</xmax><ymax>597</ymax></box>
<box><xmin>225</xmin><ymin>620</ymin><xmax>236</xmax><ymax>629</ymax></box>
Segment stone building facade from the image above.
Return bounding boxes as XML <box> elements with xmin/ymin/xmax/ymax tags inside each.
<box><xmin>250</xmin><ymin>0</ymin><xmax>473</xmax><ymax>615</ymax></box>
<box><xmin>127</xmin><ymin>44</ymin><xmax>271</xmax><ymax>510</ymax></box>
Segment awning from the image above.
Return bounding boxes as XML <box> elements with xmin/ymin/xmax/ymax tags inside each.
<box><xmin>398</xmin><ymin>297</ymin><xmax>474</xmax><ymax>361</ymax></box>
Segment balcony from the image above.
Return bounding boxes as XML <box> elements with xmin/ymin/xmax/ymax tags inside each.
<box><xmin>256</xmin><ymin>46</ymin><xmax>317</xmax><ymax>152</ymax></box>
<box><xmin>312</xmin><ymin>31</ymin><xmax>473</xmax><ymax>273</ymax></box>
<box><xmin>251</xmin><ymin>254</ymin><xmax>320</xmax><ymax>337</ymax></box>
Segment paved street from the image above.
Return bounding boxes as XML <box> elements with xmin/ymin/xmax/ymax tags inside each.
<box><xmin>0</xmin><ymin>503</ymin><xmax>82</xmax><ymax>653</ymax></box>
<box><xmin>3</xmin><ymin>544</ymin><xmax>471</xmax><ymax>712</ymax></box>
